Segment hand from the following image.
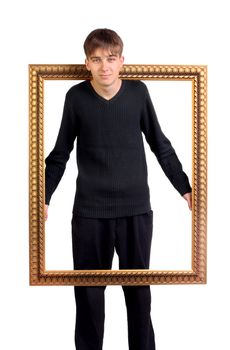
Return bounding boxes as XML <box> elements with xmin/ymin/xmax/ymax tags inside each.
<box><xmin>45</xmin><ymin>204</ymin><xmax>49</xmax><ymax>221</ymax></box>
<box><xmin>183</xmin><ymin>192</ymin><xmax>192</xmax><ymax>211</ymax></box>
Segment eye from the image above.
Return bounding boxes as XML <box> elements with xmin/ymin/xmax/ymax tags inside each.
<box><xmin>107</xmin><ymin>57</ymin><xmax>116</xmax><ymax>62</ymax></box>
<box><xmin>91</xmin><ymin>58</ymin><xmax>101</xmax><ymax>64</ymax></box>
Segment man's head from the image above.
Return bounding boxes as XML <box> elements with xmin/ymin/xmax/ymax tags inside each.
<box><xmin>84</xmin><ymin>29</ymin><xmax>124</xmax><ymax>90</ymax></box>
<box><xmin>84</xmin><ymin>28</ymin><xmax>123</xmax><ymax>58</ymax></box>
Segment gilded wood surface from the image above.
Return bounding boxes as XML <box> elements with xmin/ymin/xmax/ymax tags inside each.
<box><xmin>29</xmin><ymin>64</ymin><xmax>207</xmax><ymax>286</ymax></box>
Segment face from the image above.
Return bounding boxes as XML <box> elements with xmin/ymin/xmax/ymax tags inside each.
<box><xmin>85</xmin><ymin>48</ymin><xmax>124</xmax><ymax>89</ymax></box>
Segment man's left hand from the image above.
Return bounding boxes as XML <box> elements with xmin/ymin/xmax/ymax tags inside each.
<box><xmin>183</xmin><ymin>192</ymin><xmax>192</xmax><ymax>210</ymax></box>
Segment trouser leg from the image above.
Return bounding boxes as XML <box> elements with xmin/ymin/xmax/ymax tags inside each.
<box><xmin>122</xmin><ymin>286</ymin><xmax>155</xmax><ymax>350</ymax></box>
<box><xmin>72</xmin><ymin>215</ymin><xmax>115</xmax><ymax>350</ymax></box>
<box><xmin>74</xmin><ymin>286</ymin><xmax>106</xmax><ymax>350</ymax></box>
<box><xmin>115</xmin><ymin>211</ymin><xmax>155</xmax><ymax>350</ymax></box>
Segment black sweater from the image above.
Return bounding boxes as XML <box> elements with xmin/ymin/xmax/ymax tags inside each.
<box><xmin>45</xmin><ymin>80</ymin><xmax>191</xmax><ymax>218</ymax></box>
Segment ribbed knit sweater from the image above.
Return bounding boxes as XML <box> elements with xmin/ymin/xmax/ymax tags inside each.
<box><xmin>45</xmin><ymin>79</ymin><xmax>191</xmax><ymax>218</ymax></box>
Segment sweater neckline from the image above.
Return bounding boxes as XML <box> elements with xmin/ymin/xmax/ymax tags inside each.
<box><xmin>86</xmin><ymin>79</ymin><xmax>125</xmax><ymax>103</ymax></box>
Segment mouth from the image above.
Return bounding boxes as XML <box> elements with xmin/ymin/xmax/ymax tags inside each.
<box><xmin>100</xmin><ymin>75</ymin><xmax>111</xmax><ymax>78</ymax></box>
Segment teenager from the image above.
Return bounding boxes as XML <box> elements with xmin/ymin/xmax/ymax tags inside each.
<box><xmin>45</xmin><ymin>28</ymin><xmax>192</xmax><ymax>350</ymax></box>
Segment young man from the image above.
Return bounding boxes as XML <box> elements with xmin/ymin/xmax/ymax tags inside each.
<box><xmin>45</xmin><ymin>28</ymin><xmax>192</xmax><ymax>350</ymax></box>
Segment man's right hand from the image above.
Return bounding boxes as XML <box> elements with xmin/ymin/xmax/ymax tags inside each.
<box><xmin>45</xmin><ymin>204</ymin><xmax>49</xmax><ymax>221</ymax></box>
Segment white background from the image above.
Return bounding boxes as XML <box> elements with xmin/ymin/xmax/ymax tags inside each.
<box><xmin>44</xmin><ymin>80</ymin><xmax>192</xmax><ymax>271</ymax></box>
<box><xmin>1</xmin><ymin>0</ymin><xmax>229</xmax><ymax>349</ymax></box>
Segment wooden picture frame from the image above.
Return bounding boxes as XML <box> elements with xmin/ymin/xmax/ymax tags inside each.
<box><xmin>29</xmin><ymin>64</ymin><xmax>207</xmax><ymax>286</ymax></box>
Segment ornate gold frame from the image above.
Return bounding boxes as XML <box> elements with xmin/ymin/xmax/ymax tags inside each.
<box><xmin>29</xmin><ymin>64</ymin><xmax>207</xmax><ymax>286</ymax></box>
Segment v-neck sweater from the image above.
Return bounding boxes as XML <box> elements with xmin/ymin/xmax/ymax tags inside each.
<box><xmin>45</xmin><ymin>80</ymin><xmax>191</xmax><ymax>218</ymax></box>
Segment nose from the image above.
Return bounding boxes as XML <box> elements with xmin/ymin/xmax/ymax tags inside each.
<box><xmin>101</xmin><ymin>59</ymin><xmax>109</xmax><ymax>71</ymax></box>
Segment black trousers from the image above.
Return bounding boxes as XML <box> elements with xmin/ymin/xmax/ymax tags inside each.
<box><xmin>72</xmin><ymin>212</ymin><xmax>155</xmax><ymax>350</ymax></box>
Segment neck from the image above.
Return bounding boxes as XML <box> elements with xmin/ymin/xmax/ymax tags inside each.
<box><xmin>91</xmin><ymin>79</ymin><xmax>122</xmax><ymax>100</ymax></box>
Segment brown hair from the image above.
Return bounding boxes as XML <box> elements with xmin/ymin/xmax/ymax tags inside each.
<box><xmin>83</xmin><ymin>28</ymin><xmax>123</xmax><ymax>57</ymax></box>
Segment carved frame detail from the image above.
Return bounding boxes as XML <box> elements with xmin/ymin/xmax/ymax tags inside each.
<box><xmin>29</xmin><ymin>64</ymin><xmax>207</xmax><ymax>286</ymax></box>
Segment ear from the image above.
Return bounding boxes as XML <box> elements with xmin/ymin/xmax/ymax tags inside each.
<box><xmin>85</xmin><ymin>58</ymin><xmax>90</xmax><ymax>71</ymax></box>
<box><xmin>119</xmin><ymin>56</ymin><xmax>124</xmax><ymax>69</ymax></box>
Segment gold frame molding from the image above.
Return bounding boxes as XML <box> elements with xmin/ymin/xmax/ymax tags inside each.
<box><xmin>29</xmin><ymin>64</ymin><xmax>207</xmax><ymax>286</ymax></box>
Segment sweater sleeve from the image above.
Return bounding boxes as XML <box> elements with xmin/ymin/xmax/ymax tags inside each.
<box><xmin>45</xmin><ymin>92</ymin><xmax>78</xmax><ymax>204</ymax></box>
<box><xmin>140</xmin><ymin>84</ymin><xmax>192</xmax><ymax>196</ymax></box>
